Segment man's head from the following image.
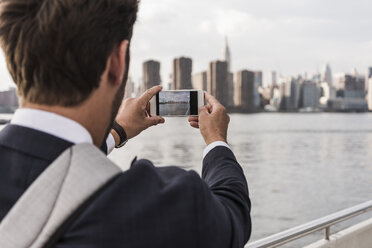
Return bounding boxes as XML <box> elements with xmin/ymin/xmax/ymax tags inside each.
<box><xmin>0</xmin><ymin>0</ymin><xmax>138</xmax><ymax>107</ymax></box>
<box><xmin>0</xmin><ymin>0</ymin><xmax>139</xmax><ymax>145</ymax></box>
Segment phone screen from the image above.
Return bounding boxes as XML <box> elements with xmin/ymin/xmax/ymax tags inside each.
<box><xmin>156</xmin><ymin>91</ymin><xmax>199</xmax><ymax>116</ymax></box>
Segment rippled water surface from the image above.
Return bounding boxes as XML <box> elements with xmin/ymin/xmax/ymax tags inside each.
<box><xmin>2</xmin><ymin>113</ymin><xmax>372</xmax><ymax>246</ymax></box>
<box><xmin>109</xmin><ymin>113</ymin><xmax>372</xmax><ymax>246</ymax></box>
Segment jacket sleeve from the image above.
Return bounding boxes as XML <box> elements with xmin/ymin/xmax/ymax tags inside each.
<box><xmin>191</xmin><ymin>146</ymin><xmax>251</xmax><ymax>248</ymax></box>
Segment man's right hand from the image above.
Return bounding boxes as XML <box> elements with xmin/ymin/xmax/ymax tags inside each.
<box><xmin>112</xmin><ymin>86</ymin><xmax>165</xmax><ymax>145</ymax></box>
<box><xmin>188</xmin><ymin>92</ymin><xmax>230</xmax><ymax>146</ymax></box>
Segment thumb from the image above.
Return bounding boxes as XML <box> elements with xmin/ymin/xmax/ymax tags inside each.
<box><xmin>145</xmin><ymin>116</ymin><xmax>165</xmax><ymax>127</ymax></box>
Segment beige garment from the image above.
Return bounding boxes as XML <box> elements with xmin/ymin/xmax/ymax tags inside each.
<box><xmin>0</xmin><ymin>143</ymin><xmax>121</xmax><ymax>248</ymax></box>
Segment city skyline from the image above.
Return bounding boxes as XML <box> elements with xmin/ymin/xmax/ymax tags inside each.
<box><xmin>1</xmin><ymin>0</ymin><xmax>372</xmax><ymax>90</ymax></box>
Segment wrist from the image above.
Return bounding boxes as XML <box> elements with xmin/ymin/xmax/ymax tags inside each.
<box><xmin>205</xmin><ymin>136</ymin><xmax>227</xmax><ymax>146</ymax></box>
<box><xmin>115</xmin><ymin>120</ymin><xmax>133</xmax><ymax>140</ymax></box>
<box><xmin>111</xmin><ymin>121</ymin><xmax>128</xmax><ymax>148</ymax></box>
<box><xmin>110</xmin><ymin>129</ymin><xmax>120</xmax><ymax>147</ymax></box>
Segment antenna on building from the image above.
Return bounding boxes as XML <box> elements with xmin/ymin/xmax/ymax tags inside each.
<box><xmin>223</xmin><ymin>36</ymin><xmax>231</xmax><ymax>72</ymax></box>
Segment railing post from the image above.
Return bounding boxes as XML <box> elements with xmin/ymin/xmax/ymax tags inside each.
<box><xmin>325</xmin><ymin>226</ymin><xmax>330</xmax><ymax>241</ymax></box>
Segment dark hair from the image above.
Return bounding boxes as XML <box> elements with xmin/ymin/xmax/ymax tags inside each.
<box><xmin>0</xmin><ymin>0</ymin><xmax>139</xmax><ymax>106</ymax></box>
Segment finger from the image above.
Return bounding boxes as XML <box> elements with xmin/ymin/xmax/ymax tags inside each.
<box><xmin>199</xmin><ymin>106</ymin><xmax>209</xmax><ymax>118</ymax></box>
<box><xmin>206</xmin><ymin>104</ymin><xmax>212</xmax><ymax>114</ymax></box>
<box><xmin>204</xmin><ymin>92</ymin><xmax>221</xmax><ymax>108</ymax></box>
<box><xmin>189</xmin><ymin>121</ymin><xmax>199</xmax><ymax>129</ymax></box>
<box><xmin>140</xmin><ymin>85</ymin><xmax>163</xmax><ymax>105</ymax></box>
<box><xmin>146</xmin><ymin>116</ymin><xmax>165</xmax><ymax>126</ymax></box>
<box><xmin>188</xmin><ymin>116</ymin><xmax>199</xmax><ymax>122</ymax></box>
<box><xmin>146</xmin><ymin>102</ymin><xmax>151</xmax><ymax>117</ymax></box>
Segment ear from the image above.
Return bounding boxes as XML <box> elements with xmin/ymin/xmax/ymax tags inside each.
<box><xmin>107</xmin><ymin>40</ymin><xmax>129</xmax><ymax>86</ymax></box>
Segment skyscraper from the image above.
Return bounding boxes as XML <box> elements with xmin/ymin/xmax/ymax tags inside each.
<box><xmin>227</xmin><ymin>73</ymin><xmax>234</xmax><ymax>107</ymax></box>
<box><xmin>322</xmin><ymin>63</ymin><xmax>333</xmax><ymax>86</ymax></box>
<box><xmin>124</xmin><ymin>77</ymin><xmax>136</xmax><ymax>99</ymax></box>
<box><xmin>222</xmin><ymin>37</ymin><xmax>234</xmax><ymax>107</ymax></box>
<box><xmin>300</xmin><ymin>81</ymin><xmax>320</xmax><ymax>109</ymax></box>
<box><xmin>335</xmin><ymin>73</ymin><xmax>365</xmax><ymax>98</ymax></box>
<box><xmin>142</xmin><ymin>60</ymin><xmax>161</xmax><ymax>92</ymax></box>
<box><xmin>208</xmin><ymin>61</ymin><xmax>229</xmax><ymax>106</ymax></box>
<box><xmin>271</xmin><ymin>71</ymin><xmax>277</xmax><ymax>85</ymax></box>
<box><xmin>223</xmin><ymin>37</ymin><xmax>231</xmax><ymax>72</ymax></box>
<box><xmin>368</xmin><ymin>78</ymin><xmax>372</xmax><ymax>111</ymax></box>
<box><xmin>254</xmin><ymin>71</ymin><xmax>263</xmax><ymax>87</ymax></box>
<box><xmin>289</xmin><ymin>78</ymin><xmax>301</xmax><ymax>110</ymax></box>
<box><xmin>193</xmin><ymin>71</ymin><xmax>207</xmax><ymax>91</ymax></box>
<box><xmin>235</xmin><ymin>70</ymin><xmax>255</xmax><ymax>111</ymax></box>
<box><xmin>0</xmin><ymin>88</ymin><xmax>18</xmax><ymax>111</ymax></box>
<box><xmin>172</xmin><ymin>57</ymin><xmax>193</xmax><ymax>90</ymax></box>
<box><xmin>254</xmin><ymin>71</ymin><xmax>263</xmax><ymax>107</ymax></box>
<box><xmin>366</xmin><ymin>67</ymin><xmax>372</xmax><ymax>91</ymax></box>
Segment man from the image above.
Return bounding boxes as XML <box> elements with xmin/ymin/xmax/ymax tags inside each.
<box><xmin>0</xmin><ymin>0</ymin><xmax>251</xmax><ymax>247</ymax></box>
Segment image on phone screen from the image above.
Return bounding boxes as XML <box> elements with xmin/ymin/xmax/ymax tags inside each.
<box><xmin>156</xmin><ymin>91</ymin><xmax>198</xmax><ymax>116</ymax></box>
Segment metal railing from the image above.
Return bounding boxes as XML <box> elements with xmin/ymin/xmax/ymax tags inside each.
<box><xmin>245</xmin><ymin>200</ymin><xmax>372</xmax><ymax>248</ymax></box>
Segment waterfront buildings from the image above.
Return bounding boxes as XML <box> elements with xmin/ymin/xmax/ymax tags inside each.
<box><xmin>271</xmin><ymin>71</ymin><xmax>277</xmax><ymax>85</ymax></box>
<box><xmin>139</xmin><ymin>49</ymin><xmax>370</xmax><ymax>113</ymax></box>
<box><xmin>322</xmin><ymin>63</ymin><xmax>333</xmax><ymax>86</ymax></box>
<box><xmin>319</xmin><ymin>82</ymin><xmax>336</xmax><ymax>107</ymax></box>
<box><xmin>300</xmin><ymin>81</ymin><xmax>320</xmax><ymax>109</ymax></box>
<box><xmin>335</xmin><ymin>73</ymin><xmax>365</xmax><ymax>98</ymax></box>
<box><xmin>329</xmin><ymin>73</ymin><xmax>367</xmax><ymax>111</ymax></box>
<box><xmin>223</xmin><ymin>37</ymin><xmax>231</xmax><ymax>72</ymax></box>
<box><xmin>193</xmin><ymin>71</ymin><xmax>207</xmax><ymax>91</ymax></box>
<box><xmin>222</xmin><ymin>37</ymin><xmax>235</xmax><ymax>108</ymax></box>
<box><xmin>254</xmin><ymin>71</ymin><xmax>263</xmax><ymax>87</ymax></box>
<box><xmin>235</xmin><ymin>70</ymin><xmax>255</xmax><ymax>111</ymax></box>
<box><xmin>142</xmin><ymin>60</ymin><xmax>161</xmax><ymax>92</ymax></box>
<box><xmin>368</xmin><ymin>78</ymin><xmax>372</xmax><ymax>111</ymax></box>
<box><xmin>207</xmin><ymin>61</ymin><xmax>229</xmax><ymax>107</ymax></box>
<box><xmin>281</xmin><ymin>77</ymin><xmax>301</xmax><ymax>111</ymax></box>
<box><xmin>124</xmin><ymin>77</ymin><xmax>135</xmax><ymax>99</ymax></box>
<box><xmin>227</xmin><ymin>72</ymin><xmax>234</xmax><ymax>108</ymax></box>
<box><xmin>124</xmin><ymin>77</ymin><xmax>141</xmax><ymax>99</ymax></box>
<box><xmin>0</xmin><ymin>88</ymin><xmax>18</xmax><ymax>112</ymax></box>
<box><xmin>366</xmin><ymin>67</ymin><xmax>372</xmax><ymax>91</ymax></box>
<box><xmin>172</xmin><ymin>57</ymin><xmax>193</xmax><ymax>90</ymax></box>
<box><xmin>277</xmin><ymin>77</ymin><xmax>306</xmax><ymax>111</ymax></box>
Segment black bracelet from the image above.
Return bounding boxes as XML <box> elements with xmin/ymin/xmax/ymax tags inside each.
<box><xmin>112</xmin><ymin>121</ymin><xmax>128</xmax><ymax>148</ymax></box>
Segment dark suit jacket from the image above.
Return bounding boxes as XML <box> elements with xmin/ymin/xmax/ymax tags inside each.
<box><xmin>0</xmin><ymin>124</ymin><xmax>251</xmax><ymax>248</ymax></box>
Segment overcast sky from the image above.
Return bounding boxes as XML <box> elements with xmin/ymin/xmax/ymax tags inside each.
<box><xmin>1</xmin><ymin>0</ymin><xmax>372</xmax><ymax>90</ymax></box>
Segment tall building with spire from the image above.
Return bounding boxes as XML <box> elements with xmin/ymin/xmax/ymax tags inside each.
<box><xmin>222</xmin><ymin>37</ymin><xmax>234</xmax><ymax>107</ymax></box>
<box><xmin>223</xmin><ymin>37</ymin><xmax>231</xmax><ymax>72</ymax></box>
<box><xmin>322</xmin><ymin>63</ymin><xmax>333</xmax><ymax>86</ymax></box>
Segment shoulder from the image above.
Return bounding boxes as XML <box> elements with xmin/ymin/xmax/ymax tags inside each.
<box><xmin>113</xmin><ymin>158</ymin><xmax>202</xmax><ymax>197</ymax></box>
<box><xmin>76</xmin><ymin>158</ymin><xmax>204</xmax><ymax>216</ymax></box>
<box><xmin>62</xmin><ymin>159</ymin><xmax>203</xmax><ymax>246</ymax></box>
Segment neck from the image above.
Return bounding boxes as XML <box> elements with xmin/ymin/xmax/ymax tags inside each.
<box><xmin>21</xmin><ymin>101</ymin><xmax>110</xmax><ymax>147</ymax></box>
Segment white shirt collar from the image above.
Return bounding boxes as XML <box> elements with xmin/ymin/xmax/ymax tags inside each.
<box><xmin>11</xmin><ymin>108</ymin><xmax>93</xmax><ymax>145</ymax></box>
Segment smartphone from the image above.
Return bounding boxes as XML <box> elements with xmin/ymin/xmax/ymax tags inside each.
<box><xmin>150</xmin><ymin>90</ymin><xmax>205</xmax><ymax>117</ymax></box>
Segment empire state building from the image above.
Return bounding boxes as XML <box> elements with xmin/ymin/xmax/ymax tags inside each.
<box><xmin>223</xmin><ymin>37</ymin><xmax>231</xmax><ymax>72</ymax></box>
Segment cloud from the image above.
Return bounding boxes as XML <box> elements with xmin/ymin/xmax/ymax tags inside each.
<box><xmin>215</xmin><ymin>10</ymin><xmax>254</xmax><ymax>36</ymax></box>
<box><xmin>1</xmin><ymin>0</ymin><xmax>372</xmax><ymax>89</ymax></box>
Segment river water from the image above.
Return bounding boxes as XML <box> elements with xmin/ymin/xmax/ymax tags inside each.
<box><xmin>1</xmin><ymin>113</ymin><xmax>372</xmax><ymax>247</ymax></box>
